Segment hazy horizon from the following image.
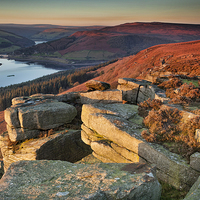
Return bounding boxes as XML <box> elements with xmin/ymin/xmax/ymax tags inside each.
<box><xmin>0</xmin><ymin>0</ymin><xmax>200</xmax><ymax>26</ymax></box>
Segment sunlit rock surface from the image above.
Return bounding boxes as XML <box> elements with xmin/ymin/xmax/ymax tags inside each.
<box><xmin>0</xmin><ymin>160</ymin><xmax>161</xmax><ymax>200</ymax></box>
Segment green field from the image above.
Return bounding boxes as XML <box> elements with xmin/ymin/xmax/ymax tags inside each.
<box><xmin>0</xmin><ymin>38</ymin><xmax>12</xmax><ymax>44</ymax></box>
<box><xmin>62</xmin><ymin>50</ymin><xmax>115</xmax><ymax>60</ymax></box>
<box><xmin>0</xmin><ymin>45</ymin><xmax>20</xmax><ymax>53</ymax></box>
<box><xmin>181</xmin><ymin>79</ymin><xmax>199</xmax><ymax>87</ymax></box>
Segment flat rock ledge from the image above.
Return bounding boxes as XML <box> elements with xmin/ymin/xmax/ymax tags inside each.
<box><xmin>81</xmin><ymin>103</ymin><xmax>200</xmax><ymax>190</ymax></box>
<box><xmin>0</xmin><ymin>160</ymin><xmax>161</xmax><ymax>200</ymax></box>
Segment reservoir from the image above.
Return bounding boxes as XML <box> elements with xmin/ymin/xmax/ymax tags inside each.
<box><xmin>0</xmin><ymin>58</ymin><xmax>61</xmax><ymax>88</ymax></box>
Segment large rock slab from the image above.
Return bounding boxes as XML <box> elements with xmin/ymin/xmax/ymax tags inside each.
<box><xmin>4</xmin><ymin>98</ymin><xmax>77</xmax><ymax>142</ymax></box>
<box><xmin>80</xmin><ymin>89</ymin><xmax>124</xmax><ymax>104</ymax></box>
<box><xmin>17</xmin><ymin>100</ymin><xmax>76</xmax><ymax>130</ymax></box>
<box><xmin>82</xmin><ymin>103</ymin><xmax>139</xmax><ymax>122</ymax></box>
<box><xmin>0</xmin><ymin>160</ymin><xmax>162</xmax><ymax>200</ymax></box>
<box><xmin>81</xmin><ymin>103</ymin><xmax>200</xmax><ymax>190</ymax></box>
<box><xmin>0</xmin><ymin>130</ymin><xmax>91</xmax><ymax>172</ymax></box>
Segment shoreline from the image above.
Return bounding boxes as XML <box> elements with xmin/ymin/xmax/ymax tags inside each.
<box><xmin>8</xmin><ymin>56</ymin><xmax>106</xmax><ymax>70</ymax></box>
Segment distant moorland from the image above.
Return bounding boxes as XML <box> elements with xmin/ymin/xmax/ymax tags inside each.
<box><xmin>11</xmin><ymin>22</ymin><xmax>200</xmax><ymax>62</ymax></box>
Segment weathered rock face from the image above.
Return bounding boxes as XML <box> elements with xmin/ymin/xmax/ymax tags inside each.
<box><xmin>0</xmin><ymin>160</ymin><xmax>162</xmax><ymax>200</ymax></box>
<box><xmin>4</xmin><ymin>97</ymin><xmax>77</xmax><ymax>142</ymax></box>
<box><xmin>0</xmin><ymin>130</ymin><xmax>92</xmax><ymax>172</ymax></box>
<box><xmin>81</xmin><ymin>103</ymin><xmax>200</xmax><ymax>190</ymax></box>
<box><xmin>56</xmin><ymin>92</ymin><xmax>80</xmax><ymax>104</ymax></box>
<box><xmin>190</xmin><ymin>152</ymin><xmax>200</xmax><ymax>172</ymax></box>
<box><xmin>80</xmin><ymin>89</ymin><xmax>124</xmax><ymax>104</ymax></box>
<box><xmin>117</xmin><ymin>78</ymin><xmax>155</xmax><ymax>104</ymax></box>
<box><xmin>85</xmin><ymin>80</ymin><xmax>110</xmax><ymax>91</ymax></box>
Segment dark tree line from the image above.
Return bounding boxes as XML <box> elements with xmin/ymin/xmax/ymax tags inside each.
<box><xmin>0</xmin><ymin>59</ymin><xmax>117</xmax><ymax>111</ymax></box>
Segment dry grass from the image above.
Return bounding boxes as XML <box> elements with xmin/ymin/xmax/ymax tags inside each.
<box><xmin>158</xmin><ymin>77</ymin><xmax>183</xmax><ymax>89</ymax></box>
<box><xmin>138</xmin><ymin>98</ymin><xmax>163</xmax><ymax>118</ymax></box>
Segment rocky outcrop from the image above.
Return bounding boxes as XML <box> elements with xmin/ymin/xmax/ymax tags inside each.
<box><xmin>4</xmin><ymin>95</ymin><xmax>77</xmax><ymax>142</ymax></box>
<box><xmin>0</xmin><ymin>160</ymin><xmax>162</xmax><ymax>200</ymax></box>
<box><xmin>85</xmin><ymin>80</ymin><xmax>110</xmax><ymax>91</ymax></box>
<box><xmin>79</xmin><ymin>78</ymin><xmax>166</xmax><ymax>105</ymax></box>
<box><xmin>0</xmin><ymin>93</ymin><xmax>93</xmax><ymax>172</ymax></box>
<box><xmin>0</xmin><ymin>78</ymin><xmax>199</xmax><ymax>198</ymax></box>
<box><xmin>117</xmin><ymin>78</ymin><xmax>155</xmax><ymax>104</ymax></box>
<box><xmin>81</xmin><ymin>103</ymin><xmax>200</xmax><ymax>190</ymax></box>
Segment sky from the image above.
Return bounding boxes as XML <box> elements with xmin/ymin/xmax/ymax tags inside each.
<box><xmin>0</xmin><ymin>0</ymin><xmax>200</xmax><ymax>26</ymax></box>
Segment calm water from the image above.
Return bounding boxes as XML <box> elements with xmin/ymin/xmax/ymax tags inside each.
<box><xmin>0</xmin><ymin>58</ymin><xmax>61</xmax><ymax>87</ymax></box>
<box><xmin>34</xmin><ymin>41</ymin><xmax>47</xmax><ymax>45</ymax></box>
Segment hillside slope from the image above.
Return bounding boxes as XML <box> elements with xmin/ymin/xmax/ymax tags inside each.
<box><xmin>0</xmin><ymin>30</ymin><xmax>35</xmax><ymax>53</ymax></box>
<box><xmin>1</xmin><ymin>40</ymin><xmax>200</xmax><ymax>135</ymax></box>
<box><xmin>13</xmin><ymin>22</ymin><xmax>200</xmax><ymax>61</ymax></box>
<box><xmin>65</xmin><ymin>40</ymin><xmax>200</xmax><ymax>92</ymax></box>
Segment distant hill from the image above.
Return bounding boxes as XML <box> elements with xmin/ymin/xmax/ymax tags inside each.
<box><xmin>64</xmin><ymin>39</ymin><xmax>200</xmax><ymax>92</ymax></box>
<box><xmin>100</xmin><ymin>22</ymin><xmax>200</xmax><ymax>42</ymax></box>
<box><xmin>13</xmin><ymin>22</ymin><xmax>200</xmax><ymax>61</ymax></box>
<box><xmin>0</xmin><ymin>30</ymin><xmax>35</xmax><ymax>53</ymax></box>
<box><xmin>0</xmin><ymin>24</ymin><xmax>103</xmax><ymax>41</ymax></box>
<box><xmin>0</xmin><ymin>24</ymin><xmax>64</xmax><ymax>39</ymax></box>
<box><xmin>31</xmin><ymin>26</ymin><xmax>103</xmax><ymax>41</ymax></box>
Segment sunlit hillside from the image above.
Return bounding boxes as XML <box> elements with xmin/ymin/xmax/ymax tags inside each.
<box><xmin>65</xmin><ymin>40</ymin><xmax>200</xmax><ymax>92</ymax></box>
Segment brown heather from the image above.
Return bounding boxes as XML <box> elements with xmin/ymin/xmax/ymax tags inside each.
<box><xmin>166</xmin><ymin>83</ymin><xmax>200</xmax><ymax>105</ymax></box>
<box><xmin>138</xmin><ymin>98</ymin><xmax>163</xmax><ymax>118</ymax></box>
<box><xmin>158</xmin><ymin>77</ymin><xmax>183</xmax><ymax>89</ymax></box>
<box><xmin>141</xmin><ymin>105</ymin><xmax>200</xmax><ymax>160</ymax></box>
